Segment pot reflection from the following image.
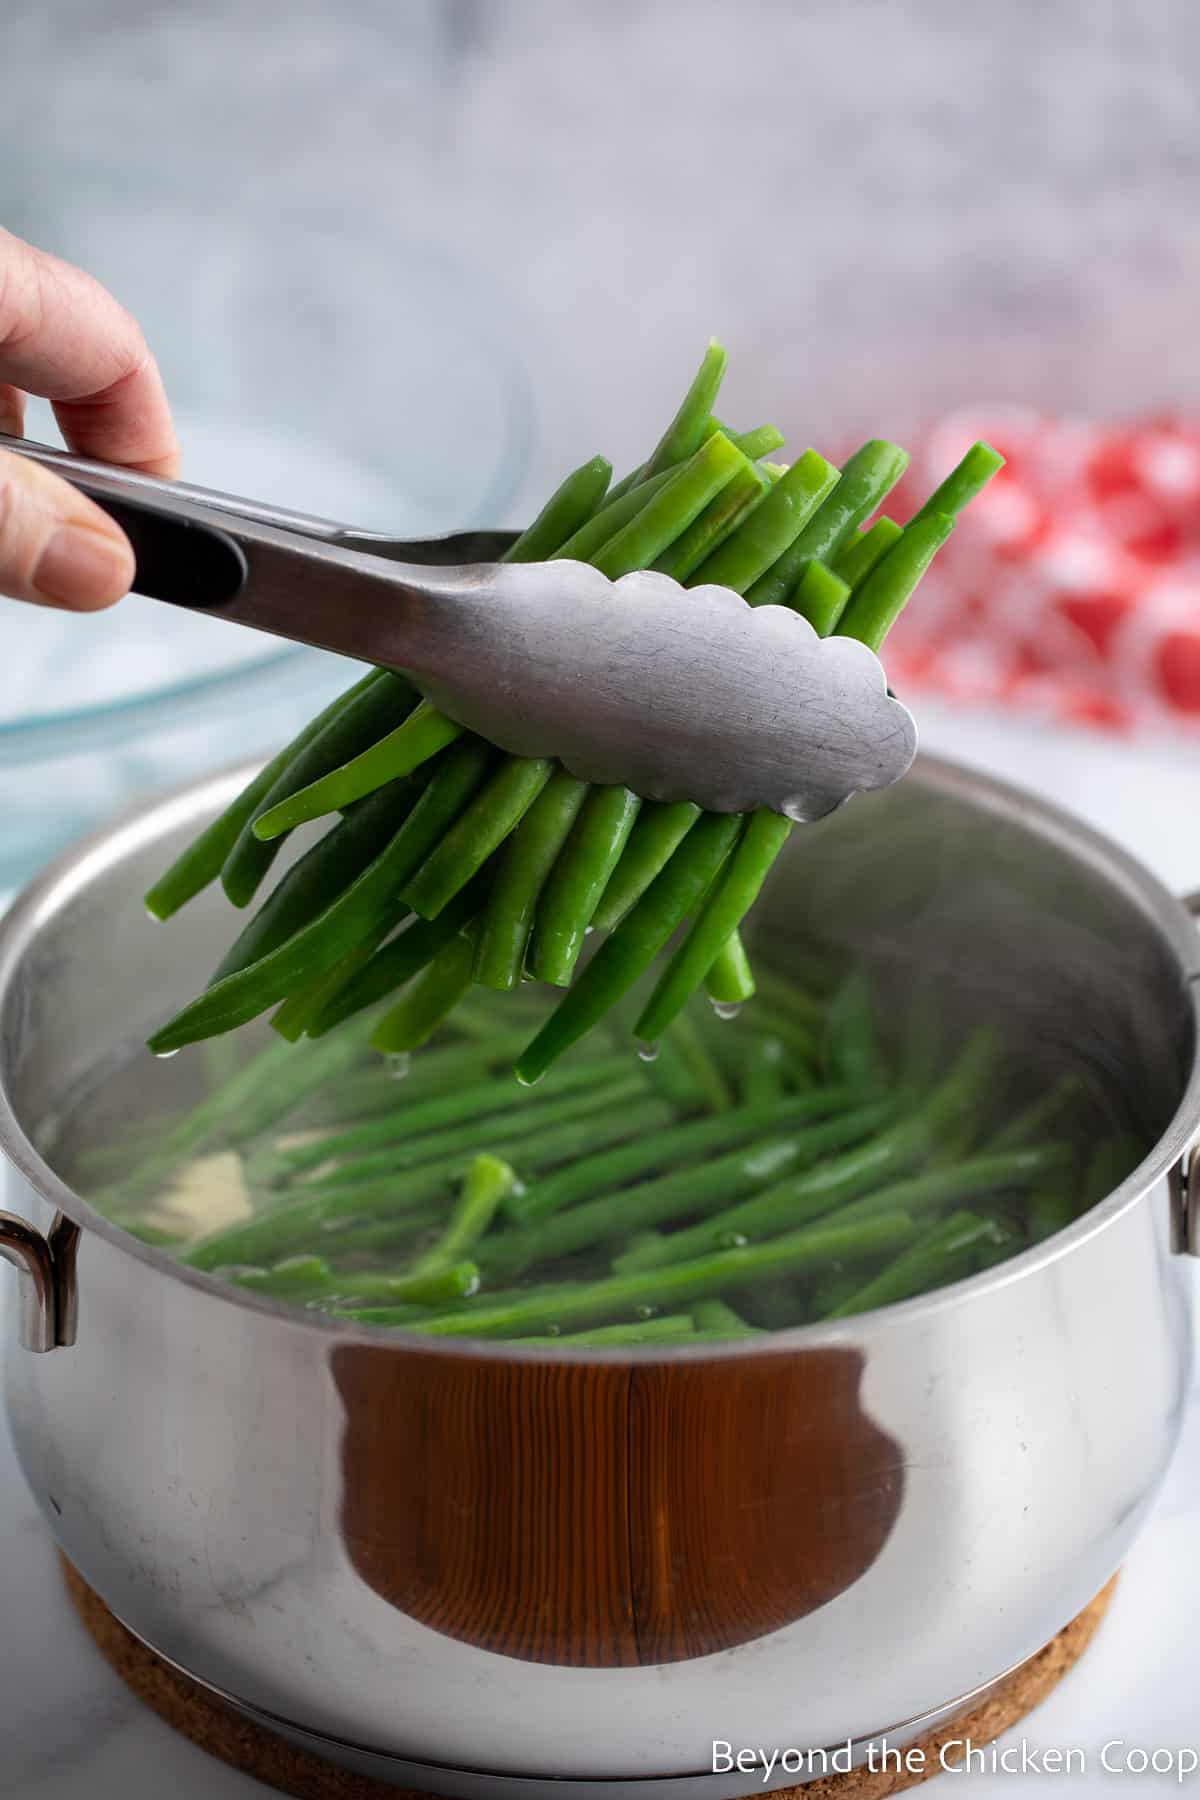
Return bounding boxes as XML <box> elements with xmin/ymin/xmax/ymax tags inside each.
<box><xmin>333</xmin><ymin>1340</ymin><xmax>903</xmax><ymax>1666</ymax></box>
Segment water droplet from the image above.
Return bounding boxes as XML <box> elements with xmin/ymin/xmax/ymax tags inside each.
<box><xmin>514</xmin><ymin>1068</ymin><xmax>539</xmax><ymax>1089</ymax></box>
<box><xmin>634</xmin><ymin>1304</ymin><xmax>658</xmax><ymax>1320</ymax></box>
<box><xmin>710</xmin><ymin>1000</ymin><xmax>743</xmax><ymax>1022</ymax></box>
<box><xmin>717</xmin><ymin>1231</ymin><xmax>749</xmax><ymax>1250</ymax></box>
<box><xmin>152</xmin><ymin>1046</ymin><xmax>180</xmax><ymax>1060</ymax></box>
<box><xmin>636</xmin><ymin>1041</ymin><xmax>659</xmax><ymax>1063</ymax></box>
<box><xmin>385</xmin><ymin>1052</ymin><xmax>411</xmax><ymax>1081</ymax></box>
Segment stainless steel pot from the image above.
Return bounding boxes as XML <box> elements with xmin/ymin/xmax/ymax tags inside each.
<box><xmin>1</xmin><ymin>756</ymin><xmax>1198</xmax><ymax>1800</ymax></box>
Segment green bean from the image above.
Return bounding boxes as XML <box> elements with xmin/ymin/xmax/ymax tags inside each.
<box><xmin>791</xmin><ymin>560</ymin><xmax>851</xmax><ymax>636</ymax></box>
<box><xmin>507</xmin><ymin>1315</ymin><xmax>698</xmax><ymax>1346</ymax></box>
<box><xmin>836</xmin><ymin>513</ymin><xmax>956</xmax><ymax>654</ymax></box>
<box><xmin>209</xmin><ymin>780</ymin><xmax>419</xmax><ymax>986</ymax></box>
<box><xmin>906</xmin><ymin>441</ymin><xmax>1004</xmax><ymax>529</ymax></box>
<box><xmin>412</xmin><ymin>1212</ymin><xmax>915</xmax><ymax>1337</ymax></box>
<box><xmin>184</xmin><ymin>1097</ymin><xmax>675</xmax><ymax>1272</ymax></box>
<box><xmin>410</xmin><ymin>1154</ymin><xmax>516</xmax><ymax>1276</ymax></box>
<box><xmin>308</xmin><ymin>879</ymin><xmax>489</xmax><ymax>1034</ymax></box>
<box><xmin>221</xmin><ymin>671</ymin><xmax>416</xmax><ymax>908</ymax></box>
<box><xmin>618</xmin><ymin>1037</ymin><xmax>995</xmax><ymax>1270</ymax></box>
<box><xmin>515</xmin><ymin>812</ymin><xmax>744</xmax><ymax>1084</ymax></box>
<box><xmin>282</xmin><ymin>1053</ymin><xmax>637</xmax><ymax>1177</ymax></box>
<box><xmin>402</xmin><ymin>758</ymin><xmax>554</xmax><ymax>920</ymax></box>
<box><xmin>664</xmin><ymin>1010</ymin><xmax>733</xmax><ymax>1112</ymax></box>
<box><xmin>305</xmin><ymin>1076</ymin><xmax>649</xmax><ymax>1192</ymax></box>
<box><xmin>251</xmin><ymin>702</ymin><xmax>465</xmax><ymax>841</ymax></box>
<box><xmin>371</xmin><ymin>924</ymin><xmax>481</xmax><ymax>1054</ymax></box>
<box><xmin>720</xmin><ymin>424</ymin><xmax>785</xmax><ymax>461</ymax></box>
<box><xmin>641</xmin><ymin>338</ymin><xmax>729</xmax><ymax>480</ymax></box>
<box><xmin>831</xmin><ymin>516</ymin><xmax>903</xmax><ymax>589</ymax></box>
<box><xmin>505</xmin><ymin>1088</ymin><xmax>862</xmax><ymax>1225</ymax></box>
<box><xmin>691</xmin><ymin>1298</ymin><xmax>762</xmax><ymax>1337</ymax></box>
<box><xmin>529</xmin><ymin>786</ymin><xmax>643</xmax><ymax>986</ymax></box>
<box><xmin>592</xmin><ymin>432</ymin><xmax>746</xmax><ymax>579</ymax></box>
<box><xmin>487</xmin><ymin>1103</ymin><xmax>893</xmax><ymax>1280</ymax></box>
<box><xmin>636</xmin><ymin>811</ymin><xmax>792</xmax><ymax>1043</ymax></box>
<box><xmin>328</xmin><ymin>1261</ymin><xmax>484</xmax><ymax>1308</ymax></box>
<box><xmin>227</xmin><ymin>1252</ymin><xmax>332</xmax><ymax>1295</ymax></box>
<box><xmin>824</xmin><ymin>1211</ymin><xmax>1000</xmax><ymax>1318</ymax></box>
<box><xmin>270</xmin><ymin>927</ymin><xmax>388</xmax><ymax>1042</ymax></box>
<box><xmin>501</xmin><ymin>454</ymin><xmax>612</xmax><ymax>563</ymax></box>
<box><xmin>474</xmin><ymin>770</ymin><xmax>590</xmax><ymax>990</ymax></box>
<box><xmin>689</xmin><ymin>450</ymin><xmax>840</xmax><ymax>595</ymax></box>
<box><xmin>703</xmin><ymin>932</ymin><xmax>756</xmax><ymax>1006</ymax></box>
<box><xmin>823</xmin><ymin>969</ymin><xmax>880</xmax><ymax>1090</ymax></box>
<box><xmin>829</xmin><ymin>1145</ymin><xmax>1070</xmax><ymax>1226</ymax></box>
<box><xmin>745</xmin><ymin>440</ymin><xmax>909</xmax><ymax>608</ymax></box>
<box><xmin>550</xmin><ymin>467</ymin><xmax>676</xmax><ymax>565</ymax></box>
<box><xmin>143</xmin><ymin>669</ymin><xmax>392</xmax><ymax>920</ymax></box>
<box><xmin>590</xmin><ymin>801</ymin><xmax>701</xmax><ymax>933</ymax></box>
<box><xmin>651</xmin><ymin>463</ymin><xmax>767</xmax><ymax>581</ymax></box>
<box><xmin>741</xmin><ymin>1035</ymin><xmax>787</xmax><ymax>1106</ymax></box>
<box><xmin>144</xmin><ymin>758</ymin><xmax>282</xmax><ymax>922</ymax></box>
<box><xmin>148</xmin><ymin>740</ymin><xmax>492</xmax><ymax>1052</ymax></box>
<box><xmin>986</xmin><ymin>1074</ymin><xmax>1085</xmax><ymax>1152</ymax></box>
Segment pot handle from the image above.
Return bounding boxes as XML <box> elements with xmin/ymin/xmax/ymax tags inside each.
<box><xmin>0</xmin><ymin>1211</ymin><xmax>79</xmax><ymax>1352</ymax></box>
<box><xmin>1173</xmin><ymin>894</ymin><xmax>1200</xmax><ymax>1254</ymax></box>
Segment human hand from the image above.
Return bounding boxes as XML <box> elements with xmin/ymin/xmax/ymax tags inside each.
<box><xmin>0</xmin><ymin>227</ymin><xmax>177</xmax><ymax>609</ymax></box>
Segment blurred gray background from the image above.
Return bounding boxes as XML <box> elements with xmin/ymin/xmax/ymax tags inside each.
<box><xmin>7</xmin><ymin>0</ymin><xmax>1199</xmax><ymax>517</ymax></box>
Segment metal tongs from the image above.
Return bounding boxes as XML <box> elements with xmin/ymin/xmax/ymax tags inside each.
<box><xmin>1</xmin><ymin>434</ymin><xmax>916</xmax><ymax>821</ymax></box>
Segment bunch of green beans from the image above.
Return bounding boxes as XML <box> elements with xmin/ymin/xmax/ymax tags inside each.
<box><xmin>76</xmin><ymin>964</ymin><xmax>1136</xmax><ymax>1347</ymax></box>
<box><xmin>141</xmin><ymin>340</ymin><xmax>1002</xmax><ymax>1079</ymax></box>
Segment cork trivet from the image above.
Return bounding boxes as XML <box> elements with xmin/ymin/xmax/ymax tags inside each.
<box><xmin>59</xmin><ymin>1552</ymin><xmax>1115</xmax><ymax>1799</ymax></box>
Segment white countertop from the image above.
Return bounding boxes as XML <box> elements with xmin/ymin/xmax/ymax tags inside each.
<box><xmin>2</xmin><ymin>703</ymin><xmax>1198</xmax><ymax>1798</ymax></box>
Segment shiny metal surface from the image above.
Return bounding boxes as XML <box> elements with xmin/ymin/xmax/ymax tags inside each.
<box><xmin>0</xmin><ymin>757</ymin><xmax>1198</xmax><ymax>1794</ymax></box>
<box><xmin>1</xmin><ymin>435</ymin><xmax>916</xmax><ymax>822</ymax></box>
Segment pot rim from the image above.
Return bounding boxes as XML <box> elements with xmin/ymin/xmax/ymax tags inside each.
<box><xmin>2</xmin><ymin>751</ymin><xmax>1198</xmax><ymax>1364</ymax></box>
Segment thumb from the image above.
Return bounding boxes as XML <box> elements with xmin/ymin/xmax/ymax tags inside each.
<box><xmin>0</xmin><ymin>449</ymin><xmax>135</xmax><ymax>610</ymax></box>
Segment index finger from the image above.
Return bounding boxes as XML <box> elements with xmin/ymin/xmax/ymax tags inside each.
<box><xmin>0</xmin><ymin>228</ymin><xmax>179</xmax><ymax>477</ymax></box>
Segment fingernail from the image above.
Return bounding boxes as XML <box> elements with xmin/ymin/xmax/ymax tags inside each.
<box><xmin>33</xmin><ymin>524</ymin><xmax>133</xmax><ymax>608</ymax></box>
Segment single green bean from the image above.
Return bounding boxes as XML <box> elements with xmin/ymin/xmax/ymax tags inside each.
<box><xmin>505</xmin><ymin>1087</ymin><xmax>862</xmax><ymax>1226</ymax></box>
<box><xmin>371</xmin><ymin>924</ymin><xmax>481</xmax><ymax>1054</ymax></box>
<box><xmin>831</xmin><ymin>515</ymin><xmax>903</xmax><ymax>589</ymax></box>
<box><xmin>691</xmin><ymin>1298</ymin><xmax>762</xmax><ymax>1337</ymax></box>
<box><xmin>740</xmin><ymin>1035</ymin><xmax>787</xmax><ymax>1106</ymax></box>
<box><xmin>636</xmin><ymin>811</ymin><xmax>791</xmax><ymax>1043</ymax></box>
<box><xmin>412</xmin><ymin>1212</ymin><xmax>915</xmax><ymax>1338</ymax></box>
<box><xmin>791</xmin><ymin>560</ymin><xmax>851</xmax><ymax>636</ymax></box>
<box><xmin>641</xmin><ymin>338</ymin><xmax>729</xmax><ymax>480</ymax></box>
<box><xmin>745</xmin><ymin>440</ymin><xmax>909</xmax><ymax>608</ymax></box>
<box><xmin>906</xmin><ymin>441</ymin><xmax>1004</xmax><ymax>529</ymax></box>
<box><xmin>515</xmin><ymin>811</ymin><xmax>744</xmax><ymax>1084</ymax></box>
<box><xmin>529</xmin><ymin>786</ymin><xmax>643</xmax><ymax>986</ymax></box>
<box><xmin>824</xmin><ymin>1211</ymin><xmax>1000</xmax><ymax>1318</ymax></box>
<box><xmin>506</xmin><ymin>1315</ymin><xmax>698</xmax><ymax>1346</ymax></box>
<box><xmin>721</xmin><ymin>424</ymin><xmax>785</xmax><ymax>461</ymax></box>
<box><xmin>502</xmin><ymin>455</ymin><xmax>612</xmax><ymax>563</ymax></box>
<box><xmin>836</xmin><ymin>513</ymin><xmax>955</xmax><ymax>653</ymax></box>
<box><xmin>487</xmin><ymin>1102</ymin><xmax>893</xmax><ymax>1280</ymax></box>
<box><xmin>651</xmin><ymin>463</ymin><xmax>767</xmax><ymax>581</ymax></box>
<box><xmin>402</xmin><ymin>758</ymin><xmax>554</xmax><ymax>920</ymax></box>
<box><xmin>551</xmin><ymin>467</ymin><xmax>676</xmax><ymax>564</ymax></box>
<box><xmin>688</xmin><ymin>450</ymin><xmax>840</xmax><ymax>595</ymax></box>
<box><xmin>252</xmin><ymin>702</ymin><xmax>465</xmax><ymax>841</ymax></box>
<box><xmin>474</xmin><ymin>770</ymin><xmax>590</xmax><ymax>989</ymax></box>
<box><xmin>592</xmin><ymin>432</ymin><xmax>746</xmax><ymax>579</ymax></box>
<box><xmin>148</xmin><ymin>740</ymin><xmax>492</xmax><ymax>1052</ymax></box>
<box><xmin>221</xmin><ymin>671</ymin><xmax>416</xmax><ymax>907</ymax></box>
<box><xmin>410</xmin><ymin>1154</ymin><xmax>516</xmax><ymax>1276</ymax></box>
<box><xmin>703</xmin><ymin>932</ymin><xmax>756</xmax><ymax>1006</ymax></box>
<box><xmin>823</xmin><ymin>969</ymin><xmax>880</xmax><ymax>1090</ymax></box>
<box><xmin>590</xmin><ymin>801</ymin><xmax>701</xmax><ymax>933</ymax></box>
